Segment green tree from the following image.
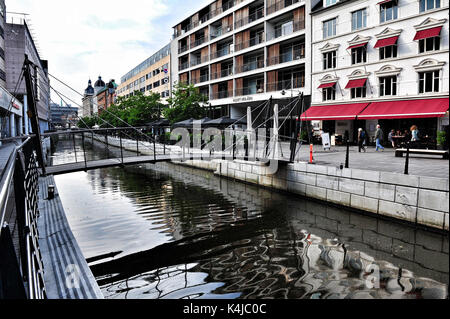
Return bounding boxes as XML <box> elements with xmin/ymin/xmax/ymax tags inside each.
<box><xmin>77</xmin><ymin>116</ymin><xmax>98</xmax><ymax>129</ymax></box>
<box><xmin>98</xmin><ymin>91</ymin><xmax>163</xmax><ymax>127</ymax></box>
<box><xmin>163</xmin><ymin>83</ymin><xmax>208</xmax><ymax>125</ymax></box>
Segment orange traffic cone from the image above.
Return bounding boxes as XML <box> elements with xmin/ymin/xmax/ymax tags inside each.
<box><xmin>309</xmin><ymin>144</ymin><xmax>314</xmax><ymax>164</ymax></box>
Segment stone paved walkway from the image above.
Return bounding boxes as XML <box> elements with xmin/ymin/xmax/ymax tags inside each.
<box><xmin>291</xmin><ymin>145</ymin><xmax>449</xmax><ymax>179</ymax></box>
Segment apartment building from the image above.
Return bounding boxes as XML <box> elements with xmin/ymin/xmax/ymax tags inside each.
<box><xmin>117</xmin><ymin>44</ymin><xmax>171</xmax><ymax>103</ymax></box>
<box><xmin>306</xmin><ymin>0</ymin><xmax>449</xmax><ymax>143</ymax></box>
<box><xmin>171</xmin><ymin>0</ymin><xmax>311</xmax><ymax>129</ymax></box>
<box><xmin>5</xmin><ymin>16</ymin><xmax>50</xmax><ymax>135</ymax></box>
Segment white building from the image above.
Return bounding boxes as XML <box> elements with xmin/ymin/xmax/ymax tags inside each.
<box><xmin>306</xmin><ymin>0</ymin><xmax>449</xmax><ymax>144</ymax></box>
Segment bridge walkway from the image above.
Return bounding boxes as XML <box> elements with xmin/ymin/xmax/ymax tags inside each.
<box><xmin>37</xmin><ymin>175</ymin><xmax>104</xmax><ymax>299</ymax></box>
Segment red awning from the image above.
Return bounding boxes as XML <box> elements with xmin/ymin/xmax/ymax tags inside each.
<box><xmin>377</xmin><ymin>0</ymin><xmax>394</xmax><ymax>4</ymax></box>
<box><xmin>348</xmin><ymin>42</ymin><xmax>368</xmax><ymax>50</ymax></box>
<box><xmin>318</xmin><ymin>82</ymin><xmax>337</xmax><ymax>89</ymax></box>
<box><xmin>414</xmin><ymin>26</ymin><xmax>443</xmax><ymax>41</ymax></box>
<box><xmin>357</xmin><ymin>98</ymin><xmax>449</xmax><ymax>120</ymax></box>
<box><xmin>374</xmin><ymin>36</ymin><xmax>399</xmax><ymax>48</ymax></box>
<box><xmin>300</xmin><ymin>103</ymin><xmax>370</xmax><ymax>121</ymax></box>
<box><xmin>345</xmin><ymin>78</ymin><xmax>367</xmax><ymax>89</ymax></box>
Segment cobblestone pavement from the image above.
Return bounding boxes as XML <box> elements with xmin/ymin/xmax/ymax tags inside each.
<box><xmin>281</xmin><ymin>143</ymin><xmax>449</xmax><ymax>179</ymax></box>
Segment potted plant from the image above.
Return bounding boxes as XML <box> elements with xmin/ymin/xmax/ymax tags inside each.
<box><xmin>437</xmin><ymin>131</ymin><xmax>447</xmax><ymax>150</ymax></box>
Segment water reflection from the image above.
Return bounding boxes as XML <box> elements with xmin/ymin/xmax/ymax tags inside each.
<box><xmin>53</xmin><ymin>139</ymin><xmax>449</xmax><ymax>299</ymax></box>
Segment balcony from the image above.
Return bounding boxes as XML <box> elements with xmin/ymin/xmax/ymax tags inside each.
<box><xmin>190</xmin><ymin>55</ymin><xmax>209</xmax><ymax>67</ymax></box>
<box><xmin>179</xmin><ymin>62</ymin><xmax>190</xmax><ymax>71</ymax></box>
<box><xmin>212</xmin><ymin>90</ymin><xmax>233</xmax><ymax>100</ymax></box>
<box><xmin>190</xmin><ymin>37</ymin><xmax>206</xmax><ymax>49</ymax></box>
<box><xmin>267</xmin><ymin>0</ymin><xmax>300</xmax><ymax>16</ymax></box>
<box><xmin>210</xmin><ymin>26</ymin><xmax>233</xmax><ymax>41</ymax></box>
<box><xmin>234</xmin><ymin>7</ymin><xmax>265</xmax><ymax>29</ymax></box>
<box><xmin>235</xmin><ymin>86</ymin><xmax>265</xmax><ymax>96</ymax></box>
<box><xmin>236</xmin><ymin>59</ymin><xmax>265</xmax><ymax>74</ymax></box>
<box><xmin>235</xmin><ymin>34</ymin><xmax>265</xmax><ymax>52</ymax></box>
<box><xmin>211</xmin><ymin>67</ymin><xmax>234</xmax><ymax>80</ymax></box>
<box><xmin>211</xmin><ymin>46</ymin><xmax>233</xmax><ymax>60</ymax></box>
<box><xmin>192</xmin><ymin>74</ymin><xmax>210</xmax><ymax>85</ymax></box>
<box><xmin>267</xmin><ymin>20</ymin><xmax>305</xmax><ymax>41</ymax></box>
<box><xmin>178</xmin><ymin>45</ymin><xmax>189</xmax><ymax>54</ymax></box>
<box><xmin>266</xmin><ymin>77</ymin><xmax>305</xmax><ymax>92</ymax></box>
<box><xmin>267</xmin><ymin>44</ymin><xmax>305</xmax><ymax>66</ymax></box>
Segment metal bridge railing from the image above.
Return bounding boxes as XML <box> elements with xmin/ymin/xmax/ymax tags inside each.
<box><xmin>0</xmin><ymin>137</ymin><xmax>46</xmax><ymax>299</ymax></box>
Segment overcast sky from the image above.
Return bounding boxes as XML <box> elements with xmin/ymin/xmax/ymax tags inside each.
<box><xmin>6</xmin><ymin>0</ymin><xmax>211</xmax><ymax>106</ymax></box>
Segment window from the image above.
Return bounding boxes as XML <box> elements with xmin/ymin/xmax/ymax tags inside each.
<box><xmin>323</xmin><ymin>51</ymin><xmax>337</xmax><ymax>70</ymax></box>
<box><xmin>153</xmin><ymin>80</ymin><xmax>161</xmax><ymax>88</ymax></box>
<box><xmin>379</xmin><ymin>76</ymin><xmax>397</xmax><ymax>96</ymax></box>
<box><xmin>379</xmin><ymin>45</ymin><xmax>397</xmax><ymax>60</ymax></box>
<box><xmin>419</xmin><ymin>37</ymin><xmax>440</xmax><ymax>53</ymax></box>
<box><xmin>380</xmin><ymin>1</ymin><xmax>398</xmax><ymax>23</ymax></box>
<box><xmin>352</xmin><ymin>9</ymin><xmax>367</xmax><ymax>31</ymax></box>
<box><xmin>351</xmin><ymin>84</ymin><xmax>367</xmax><ymax>99</ymax></box>
<box><xmin>325</xmin><ymin>0</ymin><xmax>337</xmax><ymax>7</ymax></box>
<box><xmin>146</xmin><ymin>84</ymin><xmax>153</xmax><ymax>91</ymax></box>
<box><xmin>419</xmin><ymin>70</ymin><xmax>440</xmax><ymax>93</ymax></box>
<box><xmin>323</xmin><ymin>18</ymin><xmax>337</xmax><ymax>39</ymax></box>
<box><xmin>352</xmin><ymin>46</ymin><xmax>367</xmax><ymax>64</ymax></box>
<box><xmin>322</xmin><ymin>85</ymin><xmax>336</xmax><ymax>101</ymax></box>
<box><xmin>419</xmin><ymin>0</ymin><xmax>441</xmax><ymax>12</ymax></box>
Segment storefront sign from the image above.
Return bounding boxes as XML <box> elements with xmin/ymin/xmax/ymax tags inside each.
<box><xmin>233</xmin><ymin>96</ymin><xmax>254</xmax><ymax>103</ymax></box>
<box><xmin>0</xmin><ymin>85</ymin><xmax>23</xmax><ymax>116</ymax></box>
<box><xmin>322</xmin><ymin>133</ymin><xmax>331</xmax><ymax>150</ymax></box>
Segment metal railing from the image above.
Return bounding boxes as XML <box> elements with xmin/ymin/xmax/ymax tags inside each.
<box><xmin>191</xmin><ymin>74</ymin><xmax>210</xmax><ymax>84</ymax></box>
<box><xmin>179</xmin><ymin>62</ymin><xmax>189</xmax><ymax>71</ymax></box>
<box><xmin>190</xmin><ymin>36</ymin><xmax>206</xmax><ymax>49</ymax></box>
<box><xmin>190</xmin><ymin>55</ymin><xmax>210</xmax><ymax>67</ymax></box>
<box><xmin>211</xmin><ymin>90</ymin><xmax>233</xmax><ymax>100</ymax></box>
<box><xmin>267</xmin><ymin>0</ymin><xmax>300</xmax><ymax>15</ymax></box>
<box><xmin>266</xmin><ymin>77</ymin><xmax>305</xmax><ymax>92</ymax></box>
<box><xmin>0</xmin><ymin>137</ymin><xmax>46</xmax><ymax>299</ymax></box>
<box><xmin>235</xmin><ymin>59</ymin><xmax>265</xmax><ymax>74</ymax></box>
<box><xmin>210</xmin><ymin>25</ymin><xmax>233</xmax><ymax>40</ymax></box>
<box><xmin>235</xmin><ymin>86</ymin><xmax>265</xmax><ymax>96</ymax></box>
<box><xmin>235</xmin><ymin>34</ymin><xmax>265</xmax><ymax>52</ymax></box>
<box><xmin>267</xmin><ymin>20</ymin><xmax>305</xmax><ymax>41</ymax></box>
<box><xmin>234</xmin><ymin>7</ymin><xmax>265</xmax><ymax>29</ymax></box>
<box><xmin>210</xmin><ymin>46</ymin><xmax>233</xmax><ymax>60</ymax></box>
<box><xmin>267</xmin><ymin>44</ymin><xmax>305</xmax><ymax>66</ymax></box>
<box><xmin>211</xmin><ymin>67</ymin><xmax>234</xmax><ymax>80</ymax></box>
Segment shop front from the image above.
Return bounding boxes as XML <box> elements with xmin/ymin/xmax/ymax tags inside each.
<box><xmin>301</xmin><ymin>97</ymin><xmax>449</xmax><ymax>148</ymax></box>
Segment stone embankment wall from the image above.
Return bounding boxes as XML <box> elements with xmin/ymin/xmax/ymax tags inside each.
<box><xmin>182</xmin><ymin>159</ymin><xmax>449</xmax><ymax>231</ymax></box>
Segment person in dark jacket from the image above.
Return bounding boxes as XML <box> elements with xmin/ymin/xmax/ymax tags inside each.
<box><xmin>358</xmin><ymin>128</ymin><xmax>367</xmax><ymax>153</ymax></box>
<box><xmin>375</xmin><ymin>125</ymin><xmax>385</xmax><ymax>152</ymax></box>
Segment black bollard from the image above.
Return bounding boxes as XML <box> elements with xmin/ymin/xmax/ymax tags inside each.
<box><xmin>404</xmin><ymin>142</ymin><xmax>410</xmax><ymax>175</ymax></box>
<box><xmin>244</xmin><ymin>136</ymin><xmax>249</xmax><ymax>161</ymax></box>
<box><xmin>345</xmin><ymin>139</ymin><xmax>350</xmax><ymax>169</ymax></box>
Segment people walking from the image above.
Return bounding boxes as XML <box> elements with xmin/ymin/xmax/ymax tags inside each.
<box><xmin>358</xmin><ymin>128</ymin><xmax>367</xmax><ymax>153</ymax></box>
<box><xmin>375</xmin><ymin>125</ymin><xmax>385</xmax><ymax>152</ymax></box>
<box><xmin>388</xmin><ymin>129</ymin><xmax>396</xmax><ymax>148</ymax></box>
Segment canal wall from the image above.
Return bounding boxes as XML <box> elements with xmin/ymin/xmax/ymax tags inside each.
<box><xmin>86</xmin><ymin>135</ymin><xmax>449</xmax><ymax>231</ymax></box>
<box><xmin>180</xmin><ymin>159</ymin><xmax>449</xmax><ymax>232</ymax></box>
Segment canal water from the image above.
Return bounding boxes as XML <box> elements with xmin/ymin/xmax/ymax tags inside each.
<box><xmin>51</xmin><ymin>138</ymin><xmax>449</xmax><ymax>299</ymax></box>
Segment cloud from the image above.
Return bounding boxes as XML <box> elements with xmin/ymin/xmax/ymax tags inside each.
<box><xmin>5</xmin><ymin>0</ymin><xmax>210</xmax><ymax>106</ymax></box>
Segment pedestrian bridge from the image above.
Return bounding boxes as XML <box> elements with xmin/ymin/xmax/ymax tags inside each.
<box><xmin>42</xmin><ymin>127</ymin><xmax>298</xmax><ymax>176</ymax></box>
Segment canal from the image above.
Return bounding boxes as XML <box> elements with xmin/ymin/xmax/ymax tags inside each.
<box><xmin>50</xmin><ymin>138</ymin><xmax>449</xmax><ymax>299</ymax></box>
